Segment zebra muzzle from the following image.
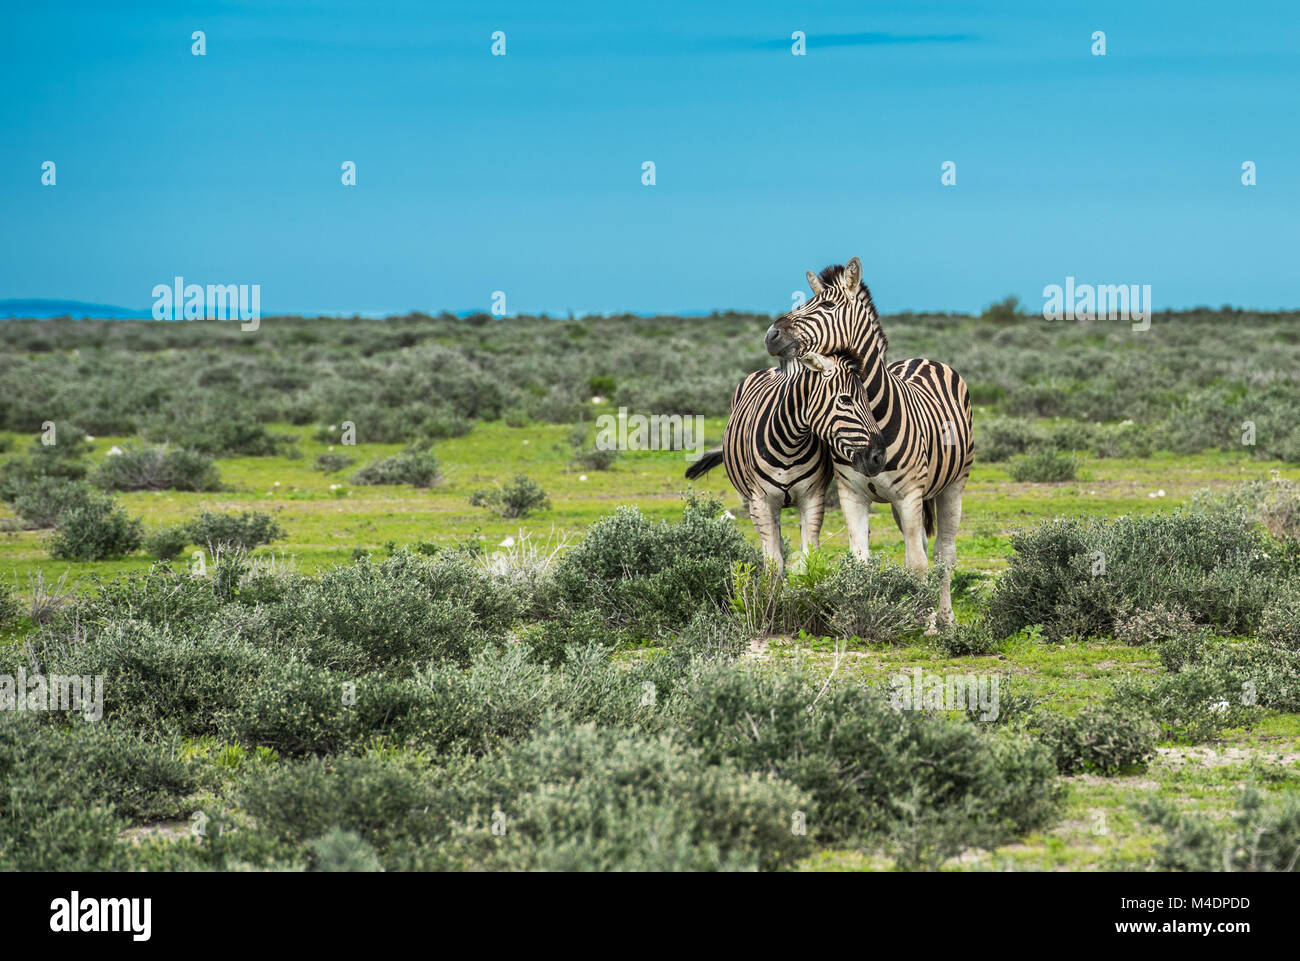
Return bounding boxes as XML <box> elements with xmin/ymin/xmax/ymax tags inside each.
<box><xmin>853</xmin><ymin>446</ymin><xmax>887</xmax><ymax>477</ymax></box>
<box><xmin>764</xmin><ymin>324</ymin><xmax>793</xmax><ymax>356</ymax></box>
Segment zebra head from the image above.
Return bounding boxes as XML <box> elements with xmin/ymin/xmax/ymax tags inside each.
<box><xmin>795</xmin><ymin>352</ymin><xmax>888</xmax><ymax>477</ymax></box>
<box><xmin>765</xmin><ymin>256</ymin><xmax>885</xmax><ymax>376</ymax></box>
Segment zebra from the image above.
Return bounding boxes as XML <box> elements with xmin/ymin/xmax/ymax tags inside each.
<box><xmin>685</xmin><ymin>353</ymin><xmax>887</xmax><ymax>574</ymax></box>
<box><xmin>763</xmin><ymin>257</ymin><xmax>974</xmax><ymax>627</ymax></box>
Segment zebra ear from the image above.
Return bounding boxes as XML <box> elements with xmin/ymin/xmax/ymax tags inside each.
<box><xmin>798</xmin><ymin>352</ymin><xmax>836</xmax><ymax>377</ymax></box>
<box><xmin>844</xmin><ymin>257</ymin><xmax>862</xmax><ymax>290</ymax></box>
<box><xmin>806</xmin><ymin>270</ymin><xmax>824</xmax><ymax>295</ymax></box>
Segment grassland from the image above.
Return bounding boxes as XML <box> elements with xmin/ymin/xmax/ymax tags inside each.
<box><xmin>4</xmin><ymin>418</ymin><xmax>1295</xmax><ymax>582</ymax></box>
<box><xmin>3</xmin><ymin>413</ymin><xmax>1297</xmax><ymax>871</ymax></box>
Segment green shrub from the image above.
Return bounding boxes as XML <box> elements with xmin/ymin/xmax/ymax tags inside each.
<box><xmin>10</xmin><ymin>477</ymin><xmax>98</xmax><ymax>528</ymax></box>
<box><xmin>141</xmin><ymin>404</ymin><xmax>282</xmax><ymax>456</ymax></box>
<box><xmin>313</xmin><ymin>452</ymin><xmax>355</xmax><ymax>473</ymax></box>
<box><xmin>572</xmin><ymin>446</ymin><xmax>620</xmax><ymax>471</ymax></box>
<box><xmin>1194</xmin><ymin>473</ymin><xmax>1300</xmax><ymax>544</ymax></box>
<box><xmin>526</xmin><ymin>386</ymin><xmax>586</xmax><ymax>424</ymax></box>
<box><xmin>981</xmin><ymin>294</ymin><xmax>1023</xmax><ymax>323</ymax></box>
<box><xmin>1143</xmin><ymin>787</ymin><xmax>1300</xmax><ymax>872</ymax></box>
<box><xmin>440</xmin><ymin>723</ymin><xmax>812</xmax><ymax>871</ymax></box>
<box><xmin>976</xmin><ymin>416</ymin><xmax>1048</xmax><ymax>462</ymax></box>
<box><xmin>144</xmin><ymin>525</ymin><xmax>191</xmax><ymax>561</ymax></box>
<box><xmin>230</xmin><ymin>561</ymin><xmax>310</xmax><ymax>608</ymax></box>
<box><xmin>963</xmin><ymin>683</ymin><xmax>1041</xmax><ymax>728</ymax></box>
<box><xmin>520</xmin><ymin>606</ymin><xmax>616</xmax><ymax>666</ymax></box>
<box><xmin>49</xmin><ymin>497</ymin><xmax>143</xmax><ymax>561</ymax></box>
<box><xmin>1009</xmin><ymin>449</ymin><xmax>1080</xmax><ymax>482</ymax></box>
<box><xmin>1112</xmin><ymin>602</ymin><xmax>1201</xmax><ymax>647</ymax></box>
<box><xmin>821</xmin><ymin>556</ymin><xmax>939</xmax><ymax>643</ymax></box>
<box><xmin>26</xmin><ymin>427</ymin><xmax>93</xmax><ymax>460</ymax></box>
<box><xmin>404</xmin><ymin>646</ymin><xmax>567</xmax><ymax>754</ymax></box>
<box><xmin>554</xmin><ymin>494</ymin><xmax>758</xmax><ymax>632</ymax></box>
<box><xmin>92</xmin><ymin>444</ymin><xmax>222</xmax><ymax>492</ymax></box>
<box><xmin>29</xmin><ymin>619</ymin><xmax>274</xmax><ymax>738</ymax></box>
<box><xmin>673</xmin><ymin>661</ymin><xmax>1061</xmax><ymax>865</ymax></box>
<box><xmin>568</xmin><ymin>423</ymin><xmax>620</xmax><ymax>471</ymax></box>
<box><xmin>986</xmin><ymin>511</ymin><xmax>1281</xmax><ymax>641</ymax></box>
<box><xmin>588</xmin><ymin>374</ymin><xmax>617</xmax><ymax>397</ymax></box>
<box><xmin>932</xmin><ymin>618</ymin><xmax>999</xmax><ymax>656</ymax></box>
<box><xmin>1259</xmin><ymin>585</ymin><xmax>1300</xmax><ymax>652</ymax></box>
<box><xmin>233</xmin><ymin>753</ymin><xmax>444</xmax><ymax>868</ymax></box>
<box><xmin>1158</xmin><ymin>631</ymin><xmax>1210</xmax><ymax>673</ymax></box>
<box><xmin>71</xmin><ymin>562</ymin><xmax>224</xmax><ymax>634</ymax></box>
<box><xmin>266</xmin><ymin>550</ymin><xmax>515</xmax><ymax>673</ymax></box>
<box><xmin>308</xmin><ymin>828</ymin><xmax>383</xmax><ymax>872</ymax></box>
<box><xmin>226</xmin><ymin>641</ymin><xmax>663</xmax><ymax>763</ymax></box>
<box><xmin>469</xmin><ymin>474</ymin><xmax>550</xmax><ymax>517</ymax></box>
<box><xmin>1197</xmin><ymin>642</ymin><xmax>1300</xmax><ymax>713</ymax></box>
<box><xmin>0</xmin><ymin>449</ymin><xmax>89</xmax><ymax>501</ymax></box>
<box><xmin>1046</xmin><ymin>420</ymin><xmax>1105</xmax><ymax>454</ymax></box>
<box><xmin>351</xmin><ymin>446</ymin><xmax>440</xmax><ymax>488</ymax></box>
<box><xmin>666</xmin><ymin>606</ymin><xmax>755</xmax><ymax>662</ymax></box>
<box><xmin>0</xmin><ymin>580</ymin><xmax>20</xmax><ymax>629</ymax></box>
<box><xmin>224</xmin><ymin>661</ymin><xmax>445</xmax><ymax>756</ymax></box>
<box><xmin>202</xmin><ymin>730</ymin><xmax>730</xmax><ymax>871</ymax></box>
<box><xmin>1109</xmin><ymin>667</ymin><xmax>1259</xmax><ymax>744</ymax></box>
<box><xmin>629</xmin><ymin>556</ymin><xmax>740</xmax><ymax>632</ymax></box>
<box><xmin>185</xmin><ymin>510</ymin><xmax>286</xmax><ymax>552</ymax></box>
<box><xmin>1038</xmin><ymin>706</ymin><xmax>1157</xmax><ymax>775</ymax></box>
<box><xmin>0</xmin><ymin>712</ymin><xmax>196</xmax><ymax>871</ymax></box>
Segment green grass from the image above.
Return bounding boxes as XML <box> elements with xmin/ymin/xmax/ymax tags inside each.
<box><xmin>3</xmin><ymin>420</ymin><xmax>1299</xmax><ymax>871</ymax></box>
<box><xmin>766</xmin><ymin>628</ymin><xmax>1300</xmax><ymax>870</ymax></box>
<box><xmin>4</xmin><ymin>420</ymin><xmax>1297</xmax><ymax>590</ymax></box>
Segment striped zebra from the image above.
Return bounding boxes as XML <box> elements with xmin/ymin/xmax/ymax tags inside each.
<box><xmin>685</xmin><ymin>354</ymin><xmax>887</xmax><ymax>574</ymax></box>
<box><xmin>763</xmin><ymin>257</ymin><xmax>974</xmax><ymax>627</ymax></box>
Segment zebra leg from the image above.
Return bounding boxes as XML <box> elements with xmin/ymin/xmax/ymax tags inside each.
<box><xmin>837</xmin><ymin>477</ymin><xmax>872</xmax><ymax>560</ymax></box>
<box><xmin>898</xmin><ymin>493</ymin><xmax>930</xmax><ymax>576</ymax></box>
<box><xmin>796</xmin><ymin>486</ymin><xmax>826</xmax><ymax>556</ymax></box>
<box><xmin>895</xmin><ymin>493</ymin><xmax>937</xmax><ymax>632</ymax></box>
<box><xmin>748</xmin><ymin>495</ymin><xmax>786</xmax><ymax>575</ymax></box>
<box><xmin>932</xmin><ymin>480</ymin><xmax>966</xmax><ymax>628</ymax></box>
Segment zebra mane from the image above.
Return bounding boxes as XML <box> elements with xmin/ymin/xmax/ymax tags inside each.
<box><xmin>816</xmin><ymin>264</ymin><xmax>887</xmax><ymax>355</ymax></box>
<box><xmin>840</xmin><ymin>354</ymin><xmax>865</xmax><ymax>380</ymax></box>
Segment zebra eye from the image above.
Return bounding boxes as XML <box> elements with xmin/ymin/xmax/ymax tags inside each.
<box><xmin>837</xmin><ymin>394</ymin><xmax>853</xmax><ymax>404</ymax></box>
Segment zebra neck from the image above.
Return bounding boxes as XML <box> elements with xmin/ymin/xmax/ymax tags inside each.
<box><xmin>855</xmin><ymin>339</ymin><xmax>906</xmax><ymax>429</ymax></box>
<box><xmin>778</xmin><ymin>380</ymin><xmax>816</xmax><ymax>440</ymax></box>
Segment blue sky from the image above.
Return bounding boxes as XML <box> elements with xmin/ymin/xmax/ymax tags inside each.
<box><xmin>2</xmin><ymin>1</ymin><xmax>1298</xmax><ymax>315</ymax></box>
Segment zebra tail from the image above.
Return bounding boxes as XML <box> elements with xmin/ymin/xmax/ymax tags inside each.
<box><xmin>922</xmin><ymin>498</ymin><xmax>935</xmax><ymax>540</ymax></box>
<box><xmin>685</xmin><ymin>449</ymin><xmax>724</xmax><ymax>480</ymax></box>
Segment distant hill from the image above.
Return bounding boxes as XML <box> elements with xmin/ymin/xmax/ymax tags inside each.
<box><xmin>0</xmin><ymin>299</ymin><xmax>152</xmax><ymax>320</ymax></box>
<box><xmin>0</xmin><ymin>301</ymin><xmax>765</xmax><ymax>321</ymax></box>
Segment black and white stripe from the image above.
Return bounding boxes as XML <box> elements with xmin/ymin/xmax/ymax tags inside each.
<box><xmin>686</xmin><ymin>354</ymin><xmax>886</xmax><ymax>572</ymax></box>
<box><xmin>764</xmin><ymin>257</ymin><xmax>974</xmax><ymax>625</ymax></box>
